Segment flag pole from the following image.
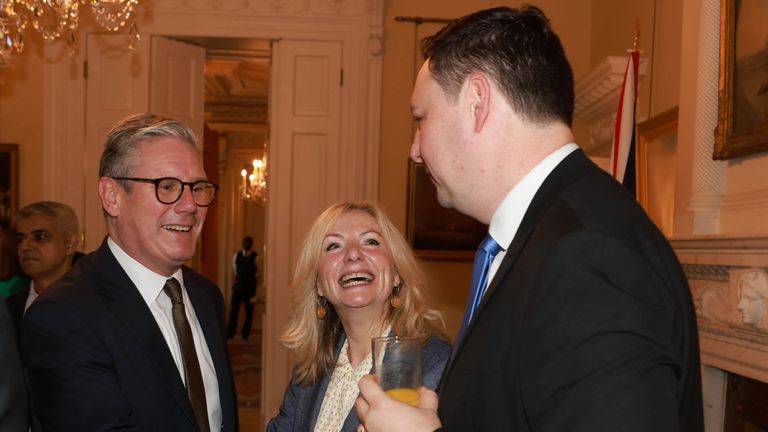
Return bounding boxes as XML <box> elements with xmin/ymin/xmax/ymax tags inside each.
<box><xmin>610</xmin><ymin>29</ymin><xmax>641</xmax><ymax>196</ymax></box>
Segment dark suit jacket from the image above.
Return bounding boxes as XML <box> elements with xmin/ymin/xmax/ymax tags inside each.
<box><xmin>438</xmin><ymin>149</ymin><xmax>703</xmax><ymax>431</ymax></box>
<box><xmin>22</xmin><ymin>239</ymin><xmax>238</xmax><ymax>431</ymax></box>
<box><xmin>0</xmin><ymin>299</ymin><xmax>28</xmax><ymax>432</ymax></box>
<box><xmin>268</xmin><ymin>335</ymin><xmax>451</xmax><ymax>432</ymax></box>
<box><xmin>6</xmin><ymin>284</ymin><xmax>28</xmax><ymax>344</ymax></box>
<box><xmin>5</xmin><ymin>285</ymin><xmax>43</xmax><ymax>432</ymax></box>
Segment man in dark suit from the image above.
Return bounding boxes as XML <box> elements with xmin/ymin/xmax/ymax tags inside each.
<box><xmin>23</xmin><ymin>114</ymin><xmax>238</xmax><ymax>431</ymax></box>
<box><xmin>357</xmin><ymin>6</ymin><xmax>703</xmax><ymax>431</ymax></box>
<box><xmin>8</xmin><ymin>201</ymin><xmax>79</xmax><ymax>432</ymax></box>
<box><xmin>227</xmin><ymin>235</ymin><xmax>257</xmax><ymax>340</ymax></box>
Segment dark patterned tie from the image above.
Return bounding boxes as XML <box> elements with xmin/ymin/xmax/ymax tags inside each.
<box><xmin>164</xmin><ymin>277</ymin><xmax>210</xmax><ymax>432</ymax></box>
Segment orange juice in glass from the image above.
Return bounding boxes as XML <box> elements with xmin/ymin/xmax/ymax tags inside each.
<box><xmin>372</xmin><ymin>336</ymin><xmax>422</xmax><ymax>406</ymax></box>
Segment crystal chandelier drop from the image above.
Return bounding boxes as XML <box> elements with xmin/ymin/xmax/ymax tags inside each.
<box><xmin>0</xmin><ymin>0</ymin><xmax>140</xmax><ymax>67</ymax></box>
<box><xmin>240</xmin><ymin>155</ymin><xmax>267</xmax><ymax>205</ymax></box>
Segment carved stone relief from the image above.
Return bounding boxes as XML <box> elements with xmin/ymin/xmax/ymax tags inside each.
<box><xmin>736</xmin><ymin>268</ymin><xmax>768</xmax><ymax>330</ymax></box>
<box><xmin>686</xmin><ymin>264</ymin><xmax>768</xmax><ymax>330</ymax></box>
<box><xmin>690</xmin><ymin>279</ymin><xmax>732</xmax><ymax>324</ymax></box>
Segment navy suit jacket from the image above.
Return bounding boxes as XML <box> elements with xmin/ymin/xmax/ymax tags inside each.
<box><xmin>0</xmin><ymin>299</ymin><xmax>28</xmax><ymax>432</ymax></box>
<box><xmin>268</xmin><ymin>335</ymin><xmax>451</xmax><ymax>432</ymax></box>
<box><xmin>437</xmin><ymin>149</ymin><xmax>704</xmax><ymax>431</ymax></box>
<box><xmin>22</xmin><ymin>239</ymin><xmax>238</xmax><ymax>431</ymax></box>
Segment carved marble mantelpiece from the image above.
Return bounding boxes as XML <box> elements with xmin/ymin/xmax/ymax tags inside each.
<box><xmin>672</xmin><ymin>236</ymin><xmax>768</xmax><ymax>383</ymax></box>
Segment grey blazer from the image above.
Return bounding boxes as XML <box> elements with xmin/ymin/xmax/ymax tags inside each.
<box><xmin>267</xmin><ymin>335</ymin><xmax>451</xmax><ymax>432</ymax></box>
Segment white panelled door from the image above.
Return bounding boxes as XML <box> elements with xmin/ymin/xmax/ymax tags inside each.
<box><xmin>150</xmin><ymin>37</ymin><xmax>205</xmax><ymax>144</ymax></box>
<box><xmin>263</xmin><ymin>39</ymin><xmax>343</xmax><ymax>420</ymax></box>
<box><xmin>84</xmin><ymin>34</ymin><xmax>150</xmax><ymax>251</ymax></box>
<box><xmin>84</xmin><ymin>35</ymin><xmax>204</xmax><ymax>252</ymax></box>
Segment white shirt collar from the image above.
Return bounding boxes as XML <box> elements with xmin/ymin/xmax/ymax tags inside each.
<box><xmin>24</xmin><ymin>281</ymin><xmax>39</xmax><ymax>313</ymax></box>
<box><xmin>489</xmin><ymin>143</ymin><xmax>579</xmax><ymax>249</ymax></box>
<box><xmin>107</xmin><ymin>237</ymin><xmax>184</xmax><ymax>307</ymax></box>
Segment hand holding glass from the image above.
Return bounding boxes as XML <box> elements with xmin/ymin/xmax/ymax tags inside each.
<box><xmin>371</xmin><ymin>336</ymin><xmax>422</xmax><ymax>406</ymax></box>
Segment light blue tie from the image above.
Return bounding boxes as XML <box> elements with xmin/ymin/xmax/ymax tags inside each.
<box><xmin>454</xmin><ymin>235</ymin><xmax>502</xmax><ymax>349</ymax></box>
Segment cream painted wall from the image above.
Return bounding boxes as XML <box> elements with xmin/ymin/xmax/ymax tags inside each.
<box><xmin>650</xmin><ymin>1</ymin><xmax>683</xmax><ymax>115</ymax></box>
<box><xmin>0</xmin><ymin>33</ymin><xmax>46</xmax><ymax>210</ymax></box>
<box><xmin>590</xmin><ymin>0</ymin><xmax>655</xmax><ymax>122</ymax></box>
<box><xmin>378</xmin><ymin>0</ymin><xmax>593</xmax><ymax>338</ymax></box>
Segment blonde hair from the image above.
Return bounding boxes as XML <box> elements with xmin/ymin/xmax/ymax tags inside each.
<box><xmin>281</xmin><ymin>201</ymin><xmax>445</xmax><ymax>385</ymax></box>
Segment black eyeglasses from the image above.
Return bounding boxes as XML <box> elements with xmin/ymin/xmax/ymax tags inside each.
<box><xmin>111</xmin><ymin>177</ymin><xmax>219</xmax><ymax>207</ymax></box>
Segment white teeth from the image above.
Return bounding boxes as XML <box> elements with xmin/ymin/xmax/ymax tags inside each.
<box><xmin>340</xmin><ymin>272</ymin><xmax>373</xmax><ymax>286</ymax></box>
<box><xmin>163</xmin><ymin>225</ymin><xmax>191</xmax><ymax>232</ymax></box>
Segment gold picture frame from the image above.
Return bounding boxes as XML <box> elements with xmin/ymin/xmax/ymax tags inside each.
<box><xmin>406</xmin><ymin>160</ymin><xmax>486</xmax><ymax>261</ymax></box>
<box><xmin>712</xmin><ymin>0</ymin><xmax>768</xmax><ymax>160</ymax></box>
<box><xmin>637</xmin><ymin>107</ymin><xmax>678</xmax><ymax>237</ymax></box>
<box><xmin>0</xmin><ymin>143</ymin><xmax>19</xmax><ymax>225</ymax></box>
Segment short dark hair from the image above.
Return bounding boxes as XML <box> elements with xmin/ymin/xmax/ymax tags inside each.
<box><xmin>422</xmin><ymin>5</ymin><xmax>574</xmax><ymax>126</ymax></box>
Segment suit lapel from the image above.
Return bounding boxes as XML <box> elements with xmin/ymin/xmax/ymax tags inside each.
<box><xmin>90</xmin><ymin>241</ymin><xmax>198</xmax><ymax>427</ymax></box>
<box><xmin>476</xmin><ymin>149</ymin><xmax>594</xmax><ymax>318</ymax></box>
<box><xmin>441</xmin><ymin>149</ymin><xmax>596</xmax><ymax>385</ymax></box>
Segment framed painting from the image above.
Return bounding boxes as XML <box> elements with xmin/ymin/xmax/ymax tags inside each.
<box><xmin>637</xmin><ymin>107</ymin><xmax>678</xmax><ymax>237</ymax></box>
<box><xmin>406</xmin><ymin>160</ymin><xmax>487</xmax><ymax>261</ymax></box>
<box><xmin>712</xmin><ymin>0</ymin><xmax>768</xmax><ymax>160</ymax></box>
<box><xmin>0</xmin><ymin>143</ymin><xmax>19</xmax><ymax>225</ymax></box>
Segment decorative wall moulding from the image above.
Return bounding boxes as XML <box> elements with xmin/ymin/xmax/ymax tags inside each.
<box><xmin>152</xmin><ymin>0</ymin><xmax>366</xmax><ymax>15</ymax></box>
<box><xmin>672</xmin><ymin>236</ymin><xmax>768</xmax><ymax>384</ymax></box>
<box><xmin>574</xmin><ymin>56</ymin><xmax>647</xmax><ymax>150</ymax></box>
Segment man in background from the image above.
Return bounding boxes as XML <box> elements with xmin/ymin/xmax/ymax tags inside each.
<box><xmin>227</xmin><ymin>235</ymin><xmax>257</xmax><ymax>340</ymax></box>
<box><xmin>23</xmin><ymin>114</ymin><xmax>238</xmax><ymax>431</ymax></box>
<box><xmin>357</xmin><ymin>6</ymin><xmax>703</xmax><ymax>431</ymax></box>
<box><xmin>7</xmin><ymin>201</ymin><xmax>79</xmax><ymax>339</ymax></box>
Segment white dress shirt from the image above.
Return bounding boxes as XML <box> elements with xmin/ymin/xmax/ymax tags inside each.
<box><xmin>23</xmin><ymin>281</ymin><xmax>39</xmax><ymax>314</ymax></box>
<box><xmin>483</xmin><ymin>143</ymin><xmax>579</xmax><ymax>298</ymax></box>
<box><xmin>108</xmin><ymin>238</ymin><xmax>222</xmax><ymax>431</ymax></box>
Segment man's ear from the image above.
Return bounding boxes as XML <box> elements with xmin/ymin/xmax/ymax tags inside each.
<box><xmin>64</xmin><ymin>234</ymin><xmax>78</xmax><ymax>255</ymax></box>
<box><xmin>467</xmin><ymin>73</ymin><xmax>491</xmax><ymax>133</ymax></box>
<box><xmin>98</xmin><ymin>177</ymin><xmax>121</xmax><ymax>218</ymax></box>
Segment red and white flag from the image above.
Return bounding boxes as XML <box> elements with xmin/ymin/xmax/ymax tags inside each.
<box><xmin>610</xmin><ymin>49</ymin><xmax>639</xmax><ymax>195</ymax></box>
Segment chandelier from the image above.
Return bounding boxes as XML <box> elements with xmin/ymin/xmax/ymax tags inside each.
<box><xmin>0</xmin><ymin>0</ymin><xmax>140</xmax><ymax>67</ymax></box>
<box><xmin>240</xmin><ymin>155</ymin><xmax>267</xmax><ymax>205</ymax></box>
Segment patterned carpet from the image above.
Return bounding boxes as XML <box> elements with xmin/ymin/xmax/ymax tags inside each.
<box><xmin>227</xmin><ymin>329</ymin><xmax>262</xmax><ymax>408</ymax></box>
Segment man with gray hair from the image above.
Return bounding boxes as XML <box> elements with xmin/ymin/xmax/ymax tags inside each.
<box><xmin>23</xmin><ymin>114</ymin><xmax>238</xmax><ymax>431</ymax></box>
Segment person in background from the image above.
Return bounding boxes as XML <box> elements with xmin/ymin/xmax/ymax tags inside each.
<box><xmin>23</xmin><ymin>113</ymin><xmax>238</xmax><ymax>431</ymax></box>
<box><xmin>0</xmin><ymin>218</ymin><xmax>28</xmax><ymax>300</ymax></box>
<box><xmin>356</xmin><ymin>6</ymin><xmax>703</xmax><ymax>431</ymax></box>
<box><xmin>227</xmin><ymin>235</ymin><xmax>258</xmax><ymax>340</ymax></box>
<box><xmin>268</xmin><ymin>201</ymin><xmax>450</xmax><ymax>432</ymax></box>
<box><xmin>6</xmin><ymin>201</ymin><xmax>79</xmax><ymax>340</ymax></box>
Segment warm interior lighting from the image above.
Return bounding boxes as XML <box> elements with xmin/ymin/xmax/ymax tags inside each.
<box><xmin>240</xmin><ymin>154</ymin><xmax>267</xmax><ymax>205</ymax></box>
<box><xmin>0</xmin><ymin>0</ymin><xmax>140</xmax><ymax>67</ymax></box>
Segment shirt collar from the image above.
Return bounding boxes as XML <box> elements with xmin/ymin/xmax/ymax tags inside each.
<box><xmin>107</xmin><ymin>237</ymin><xmax>185</xmax><ymax>307</ymax></box>
<box><xmin>489</xmin><ymin>143</ymin><xmax>579</xmax><ymax>250</ymax></box>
